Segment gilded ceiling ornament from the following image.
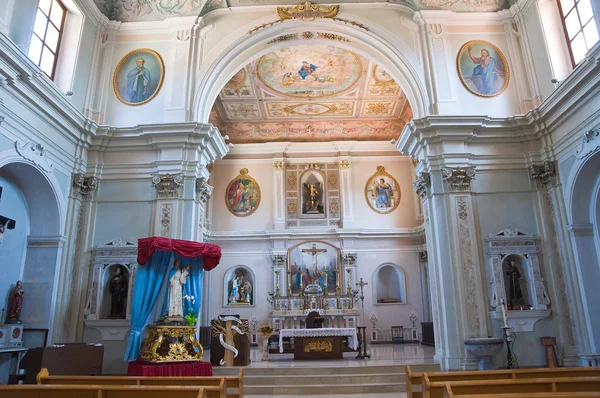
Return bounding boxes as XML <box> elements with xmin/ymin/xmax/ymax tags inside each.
<box><xmin>364</xmin><ymin>166</ymin><xmax>401</xmax><ymax>215</ymax></box>
<box><xmin>248</xmin><ymin>2</ymin><xmax>368</xmax><ymax>34</ymax></box>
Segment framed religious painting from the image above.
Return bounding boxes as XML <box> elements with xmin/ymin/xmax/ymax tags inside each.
<box><xmin>457</xmin><ymin>40</ymin><xmax>510</xmax><ymax>98</ymax></box>
<box><xmin>113</xmin><ymin>48</ymin><xmax>165</xmax><ymax>106</ymax></box>
<box><xmin>364</xmin><ymin>166</ymin><xmax>400</xmax><ymax>214</ymax></box>
<box><xmin>225</xmin><ymin>168</ymin><xmax>261</xmax><ymax>217</ymax></box>
<box><xmin>287</xmin><ymin>241</ymin><xmax>341</xmax><ymax>296</ymax></box>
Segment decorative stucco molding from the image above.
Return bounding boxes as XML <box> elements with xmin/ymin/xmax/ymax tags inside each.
<box><xmin>73</xmin><ymin>173</ymin><xmax>99</xmax><ymax>200</ymax></box>
<box><xmin>152</xmin><ymin>174</ymin><xmax>183</xmax><ymax>199</ymax></box>
<box><xmin>273</xmin><ymin>161</ymin><xmax>286</xmax><ymax>170</ymax></box>
<box><xmin>442</xmin><ymin>167</ymin><xmax>475</xmax><ymax>191</ymax></box>
<box><xmin>529</xmin><ymin>161</ymin><xmax>557</xmax><ymax>188</ymax></box>
<box><xmin>160</xmin><ymin>204</ymin><xmax>172</xmax><ymax>237</ymax></box>
<box><xmin>15</xmin><ymin>141</ymin><xmax>54</xmax><ymax>172</ymax></box>
<box><xmin>413</xmin><ymin>172</ymin><xmax>431</xmax><ymax>198</ymax></box>
<box><xmin>575</xmin><ymin>128</ymin><xmax>600</xmax><ymax>159</ymax></box>
<box><xmin>195</xmin><ymin>177</ymin><xmax>213</xmax><ymax>203</ymax></box>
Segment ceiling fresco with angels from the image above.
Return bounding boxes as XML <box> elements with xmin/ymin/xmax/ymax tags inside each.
<box><xmin>93</xmin><ymin>0</ymin><xmax>510</xmax><ymax>22</ymax></box>
<box><xmin>210</xmin><ymin>43</ymin><xmax>413</xmax><ymax>143</ymax></box>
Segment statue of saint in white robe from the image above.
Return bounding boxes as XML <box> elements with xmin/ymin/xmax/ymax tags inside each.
<box><xmin>168</xmin><ymin>268</ymin><xmax>189</xmax><ymax>318</ymax></box>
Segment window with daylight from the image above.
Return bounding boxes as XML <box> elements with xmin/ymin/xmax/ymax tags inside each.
<box><xmin>28</xmin><ymin>0</ymin><xmax>66</xmax><ymax>79</ymax></box>
<box><xmin>558</xmin><ymin>0</ymin><xmax>599</xmax><ymax>64</ymax></box>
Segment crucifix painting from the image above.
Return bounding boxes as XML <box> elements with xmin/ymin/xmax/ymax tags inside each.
<box><xmin>288</xmin><ymin>241</ymin><xmax>340</xmax><ymax>295</ymax></box>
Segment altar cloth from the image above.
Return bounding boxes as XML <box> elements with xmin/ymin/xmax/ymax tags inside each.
<box><xmin>127</xmin><ymin>360</ymin><xmax>213</xmax><ymax>376</ymax></box>
<box><xmin>278</xmin><ymin>328</ymin><xmax>358</xmax><ymax>353</ymax></box>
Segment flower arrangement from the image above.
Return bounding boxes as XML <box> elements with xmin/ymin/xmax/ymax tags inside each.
<box><xmin>184</xmin><ymin>295</ymin><xmax>197</xmax><ymax>326</ymax></box>
<box><xmin>259</xmin><ymin>324</ymin><xmax>273</xmax><ymax>334</ymax></box>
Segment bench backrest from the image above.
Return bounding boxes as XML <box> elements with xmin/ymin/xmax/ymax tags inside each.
<box><xmin>0</xmin><ymin>384</ymin><xmax>206</xmax><ymax>398</ymax></box>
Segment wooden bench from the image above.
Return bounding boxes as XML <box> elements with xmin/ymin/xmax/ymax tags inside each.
<box><xmin>0</xmin><ymin>384</ymin><xmax>206</xmax><ymax>398</ymax></box>
<box><xmin>427</xmin><ymin>377</ymin><xmax>600</xmax><ymax>398</ymax></box>
<box><xmin>444</xmin><ymin>389</ymin><xmax>600</xmax><ymax>398</ymax></box>
<box><xmin>406</xmin><ymin>365</ymin><xmax>600</xmax><ymax>398</ymax></box>
<box><xmin>36</xmin><ymin>368</ymin><xmax>244</xmax><ymax>398</ymax></box>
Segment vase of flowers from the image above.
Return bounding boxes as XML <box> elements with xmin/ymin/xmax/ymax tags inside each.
<box><xmin>259</xmin><ymin>324</ymin><xmax>273</xmax><ymax>361</ymax></box>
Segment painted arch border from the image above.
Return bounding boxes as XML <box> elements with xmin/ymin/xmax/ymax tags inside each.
<box><xmin>193</xmin><ymin>14</ymin><xmax>429</xmax><ymax>123</ymax></box>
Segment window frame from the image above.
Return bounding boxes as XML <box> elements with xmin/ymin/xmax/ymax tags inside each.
<box><xmin>556</xmin><ymin>0</ymin><xmax>598</xmax><ymax>66</ymax></box>
<box><xmin>29</xmin><ymin>0</ymin><xmax>67</xmax><ymax>80</ymax></box>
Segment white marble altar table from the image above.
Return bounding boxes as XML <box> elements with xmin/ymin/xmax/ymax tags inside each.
<box><xmin>278</xmin><ymin>328</ymin><xmax>358</xmax><ymax>353</ymax></box>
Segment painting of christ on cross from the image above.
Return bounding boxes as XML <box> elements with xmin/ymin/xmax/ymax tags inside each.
<box><xmin>288</xmin><ymin>241</ymin><xmax>341</xmax><ymax>295</ymax></box>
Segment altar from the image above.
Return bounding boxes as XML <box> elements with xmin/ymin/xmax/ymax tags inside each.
<box><xmin>278</xmin><ymin>328</ymin><xmax>358</xmax><ymax>360</ymax></box>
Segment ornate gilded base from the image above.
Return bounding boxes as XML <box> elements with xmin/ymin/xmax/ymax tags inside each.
<box><xmin>139</xmin><ymin>325</ymin><xmax>204</xmax><ymax>363</ymax></box>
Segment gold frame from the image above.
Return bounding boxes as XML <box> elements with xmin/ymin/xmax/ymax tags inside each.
<box><xmin>224</xmin><ymin>168</ymin><xmax>261</xmax><ymax>217</ymax></box>
<box><xmin>112</xmin><ymin>48</ymin><xmax>165</xmax><ymax>106</ymax></box>
<box><xmin>371</xmin><ymin>65</ymin><xmax>397</xmax><ymax>87</ymax></box>
<box><xmin>456</xmin><ymin>40</ymin><xmax>510</xmax><ymax>98</ymax></box>
<box><xmin>287</xmin><ymin>240</ymin><xmax>342</xmax><ymax>296</ymax></box>
<box><xmin>256</xmin><ymin>48</ymin><xmax>362</xmax><ymax>99</ymax></box>
<box><xmin>364</xmin><ymin>166</ymin><xmax>401</xmax><ymax>215</ymax></box>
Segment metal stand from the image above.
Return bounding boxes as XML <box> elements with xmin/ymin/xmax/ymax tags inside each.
<box><xmin>502</xmin><ymin>326</ymin><xmax>518</xmax><ymax>369</ymax></box>
<box><xmin>355</xmin><ymin>326</ymin><xmax>371</xmax><ymax>359</ymax></box>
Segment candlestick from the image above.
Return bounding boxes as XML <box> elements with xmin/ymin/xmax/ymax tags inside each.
<box><xmin>500</xmin><ymin>298</ymin><xmax>509</xmax><ymax>327</ymax></box>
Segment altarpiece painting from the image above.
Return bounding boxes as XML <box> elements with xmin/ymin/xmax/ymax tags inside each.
<box><xmin>288</xmin><ymin>241</ymin><xmax>341</xmax><ymax>295</ymax></box>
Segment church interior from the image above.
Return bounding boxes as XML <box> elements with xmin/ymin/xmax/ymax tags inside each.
<box><xmin>1</xmin><ymin>0</ymin><xmax>600</xmax><ymax>396</ymax></box>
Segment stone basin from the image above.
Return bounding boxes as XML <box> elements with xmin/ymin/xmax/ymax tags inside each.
<box><xmin>464</xmin><ymin>338</ymin><xmax>504</xmax><ymax>370</ymax></box>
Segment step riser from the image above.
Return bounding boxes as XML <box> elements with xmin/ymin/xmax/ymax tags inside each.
<box><xmin>241</xmin><ymin>366</ymin><xmax>407</xmax><ymax>376</ymax></box>
<box><xmin>245</xmin><ymin>384</ymin><xmax>406</xmax><ymax>395</ymax></box>
<box><xmin>245</xmin><ymin>375</ymin><xmax>406</xmax><ymax>385</ymax></box>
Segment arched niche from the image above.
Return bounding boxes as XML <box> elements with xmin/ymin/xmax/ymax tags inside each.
<box><xmin>100</xmin><ymin>264</ymin><xmax>130</xmax><ymax>320</ymax></box>
<box><xmin>0</xmin><ymin>157</ymin><xmax>63</xmax><ymax>340</ymax></box>
<box><xmin>501</xmin><ymin>254</ymin><xmax>530</xmax><ymax>309</ymax></box>
<box><xmin>223</xmin><ymin>266</ymin><xmax>255</xmax><ymax>307</ymax></box>
<box><xmin>299</xmin><ymin>169</ymin><xmax>326</xmax><ymax>217</ymax></box>
<box><xmin>373</xmin><ymin>263</ymin><xmax>407</xmax><ymax>305</ymax></box>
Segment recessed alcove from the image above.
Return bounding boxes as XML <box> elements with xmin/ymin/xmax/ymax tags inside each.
<box><xmin>502</xmin><ymin>254</ymin><xmax>530</xmax><ymax>309</ymax></box>
<box><xmin>100</xmin><ymin>264</ymin><xmax>130</xmax><ymax>320</ymax></box>
<box><xmin>373</xmin><ymin>263</ymin><xmax>407</xmax><ymax>305</ymax></box>
<box><xmin>223</xmin><ymin>265</ymin><xmax>255</xmax><ymax>307</ymax></box>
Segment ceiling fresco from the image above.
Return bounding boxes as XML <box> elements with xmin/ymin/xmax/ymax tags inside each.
<box><xmin>211</xmin><ymin>43</ymin><xmax>413</xmax><ymax>143</ymax></box>
<box><xmin>92</xmin><ymin>0</ymin><xmax>510</xmax><ymax>22</ymax></box>
<box><xmin>256</xmin><ymin>45</ymin><xmax>361</xmax><ymax>98</ymax></box>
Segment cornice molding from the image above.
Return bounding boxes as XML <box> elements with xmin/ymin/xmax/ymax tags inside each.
<box><xmin>73</xmin><ymin>0</ymin><xmax>110</xmax><ymax>27</ymax></box>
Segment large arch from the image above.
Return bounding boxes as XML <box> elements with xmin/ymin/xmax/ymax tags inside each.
<box><xmin>193</xmin><ymin>13</ymin><xmax>429</xmax><ymax>123</ymax></box>
<box><xmin>0</xmin><ymin>151</ymin><xmax>65</xmax><ymax>342</ymax></box>
<box><xmin>566</xmin><ymin>149</ymin><xmax>600</xmax><ymax>353</ymax></box>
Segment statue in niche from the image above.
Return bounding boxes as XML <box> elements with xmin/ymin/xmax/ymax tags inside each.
<box><xmin>506</xmin><ymin>259</ymin><xmax>525</xmax><ymax>308</ymax></box>
<box><xmin>229</xmin><ymin>274</ymin><xmax>242</xmax><ymax>304</ymax></box>
<box><xmin>166</xmin><ymin>259</ymin><xmax>191</xmax><ymax>320</ymax></box>
<box><xmin>240</xmin><ymin>279</ymin><xmax>252</xmax><ymax>304</ymax></box>
<box><xmin>303</xmin><ymin>182</ymin><xmax>323</xmax><ymax>214</ymax></box>
<box><xmin>108</xmin><ymin>266</ymin><xmax>128</xmax><ymax>319</ymax></box>
<box><xmin>7</xmin><ymin>281</ymin><xmax>24</xmax><ymax>324</ymax></box>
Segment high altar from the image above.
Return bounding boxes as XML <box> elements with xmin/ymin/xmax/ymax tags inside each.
<box><xmin>268</xmin><ymin>241</ymin><xmax>360</xmax><ymax>331</ymax></box>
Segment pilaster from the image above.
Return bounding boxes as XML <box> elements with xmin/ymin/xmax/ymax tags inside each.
<box><xmin>273</xmin><ymin>159</ymin><xmax>286</xmax><ymax>230</ymax></box>
<box><xmin>152</xmin><ymin>173</ymin><xmax>184</xmax><ymax>239</ymax></box>
<box><xmin>338</xmin><ymin>157</ymin><xmax>354</xmax><ymax>228</ymax></box>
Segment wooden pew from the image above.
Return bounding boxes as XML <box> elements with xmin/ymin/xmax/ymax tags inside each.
<box><xmin>427</xmin><ymin>377</ymin><xmax>600</xmax><ymax>398</ymax></box>
<box><xmin>444</xmin><ymin>387</ymin><xmax>600</xmax><ymax>398</ymax></box>
<box><xmin>407</xmin><ymin>366</ymin><xmax>600</xmax><ymax>398</ymax></box>
<box><xmin>37</xmin><ymin>368</ymin><xmax>244</xmax><ymax>398</ymax></box>
<box><xmin>0</xmin><ymin>384</ymin><xmax>206</xmax><ymax>398</ymax></box>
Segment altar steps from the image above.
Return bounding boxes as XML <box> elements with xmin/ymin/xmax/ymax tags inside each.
<box><xmin>214</xmin><ymin>364</ymin><xmax>439</xmax><ymax>396</ymax></box>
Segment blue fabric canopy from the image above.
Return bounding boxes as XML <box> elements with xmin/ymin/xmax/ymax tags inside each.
<box><xmin>125</xmin><ymin>253</ymin><xmax>205</xmax><ymax>361</ymax></box>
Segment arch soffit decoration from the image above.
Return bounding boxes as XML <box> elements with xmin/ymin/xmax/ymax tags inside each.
<box><xmin>372</xmin><ymin>262</ymin><xmax>408</xmax><ymax>305</ymax></box>
<box><xmin>0</xmin><ymin>150</ymin><xmax>65</xmax><ymax>237</ymax></box>
<box><xmin>194</xmin><ymin>15</ymin><xmax>428</xmax><ymax>123</ymax></box>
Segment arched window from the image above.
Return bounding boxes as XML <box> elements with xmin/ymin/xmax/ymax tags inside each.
<box><xmin>557</xmin><ymin>0</ymin><xmax>599</xmax><ymax>64</ymax></box>
<box><xmin>374</xmin><ymin>263</ymin><xmax>407</xmax><ymax>304</ymax></box>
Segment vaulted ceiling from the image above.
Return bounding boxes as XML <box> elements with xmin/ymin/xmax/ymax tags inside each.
<box><xmin>209</xmin><ymin>44</ymin><xmax>413</xmax><ymax>143</ymax></box>
<box><xmin>92</xmin><ymin>0</ymin><xmax>510</xmax><ymax>22</ymax></box>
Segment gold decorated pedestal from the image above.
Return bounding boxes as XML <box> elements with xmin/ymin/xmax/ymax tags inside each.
<box><xmin>139</xmin><ymin>325</ymin><xmax>204</xmax><ymax>363</ymax></box>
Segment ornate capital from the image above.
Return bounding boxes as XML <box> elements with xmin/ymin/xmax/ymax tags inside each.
<box><xmin>529</xmin><ymin>161</ymin><xmax>557</xmax><ymax>188</ymax></box>
<box><xmin>342</xmin><ymin>252</ymin><xmax>357</xmax><ymax>266</ymax></box>
<box><xmin>73</xmin><ymin>173</ymin><xmax>99</xmax><ymax>200</ymax></box>
<box><xmin>304</xmin><ymin>163</ymin><xmax>322</xmax><ymax>171</ymax></box>
<box><xmin>206</xmin><ymin>163</ymin><xmax>214</xmax><ymax>173</ymax></box>
<box><xmin>15</xmin><ymin>141</ymin><xmax>54</xmax><ymax>172</ymax></box>
<box><xmin>413</xmin><ymin>172</ymin><xmax>431</xmax><ymax>198</ymax></box>
<box><xmin>442</xmin><ymin>167</ymin><xmax>475</xmax><ymax>191</ymax></box>
<box><xmin>152</xmin><ymin>174</ymin><xmax>183</xmax><ymax>199</ymax></box>
<box><xmin>271</xmin><ymin>254</ymin><xmax>287</xmax><ymax>267</ymax></box>
<box><xmin>274</xmin><ymin>161</ymin><xmax>286</xmax><ymax>171</ymax></box>
<box><xmin>339</xmin><ymin>160</ymin><xmax>351</xmax><ymax>169</ymax></box>
<box><xmin>195</xmin><ymin>177</ymin><xmax>213</xmax><ymax>203</ymax></box>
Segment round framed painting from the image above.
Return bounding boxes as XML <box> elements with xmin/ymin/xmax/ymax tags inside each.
<box><xmin>364</xmin><ymin>166</ymin><xmax>401</xmax><ymax>215</ymax></box>
<box><xmin>456</xmin><ymin>40</ymin><xmax>510</xmax><ymax>98</ymax></box>
<box><xmin>113</xmin><ymin>48</ymin><xmax>165</xmax><ymax>106</ymax></box>
<box><xmin>225</xmin><ymin>168</ymin><xmax>261</xmax><ymax>217</ymax></box>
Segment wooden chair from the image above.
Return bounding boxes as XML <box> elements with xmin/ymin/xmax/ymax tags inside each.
<box><xmin>0</xmin><ymin>384</ymin><xmax>206</xmax><ymax>398</ymax></box>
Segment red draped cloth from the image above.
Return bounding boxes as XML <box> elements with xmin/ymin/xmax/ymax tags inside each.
<box><xmin>127</xmin><ymin>360</ymin><xmax>213</xmax><ymax>376</ymax></box>
<box><xmin>137</xmin><ymin>237</ymin><xmax>221</xmax><ymax>270</ymax></box>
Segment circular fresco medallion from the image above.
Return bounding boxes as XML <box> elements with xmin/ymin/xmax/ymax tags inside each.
<box><xmin>225</xmin><ymin>168</ymin><xmax>261</xmax><ymax>217</ymax></box>
<box><xmin>112</xmin><ymin>48</ymin><xmax>165</xmax><ymax>106</ymax></box>
<box><xmin>364</xmin><ymin>166</ymin><xmax>401</xmax><ymax>215</ymax></box>
<box><xmin>227</xmin><ymin>68</ymin><xmax>247</xmax><ymax>86</ymax></box>
<box><xmin>372</xmin><ymin>65</ymin><xmax>395</xmax><ymax>85</ymax></box>
<box><xmin>456</xmin><ymin>40</ymin><xmax>510</xmax><ymax>98</ymax></box>
<box><xmin>257</xmin><ymin>45</ymin><xmax>362</xmax><ymax>98</ymax></box>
